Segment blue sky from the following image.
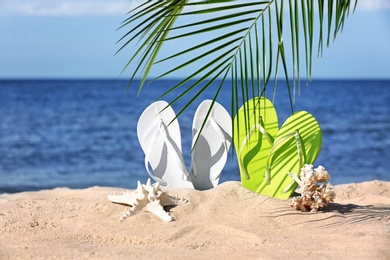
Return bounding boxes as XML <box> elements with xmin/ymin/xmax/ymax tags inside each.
<box><xmin>0</xmin><ymin>0</ymin><xmax>389</xmax><ymax>79</ymax></box>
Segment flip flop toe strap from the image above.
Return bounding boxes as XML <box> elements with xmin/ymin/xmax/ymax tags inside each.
<box><xmin>264</xmin><ymin>130</ymin><xmax>304</xmax><ymax>188</ymax></box>
<box><xmin>238</xmin><ymin>117</ymin><xmax>274</xmax><ymax>180</ymax></box>
<box><xmin>144</xmin><ymin>119</ymin><xmax>189</xmax><ymax>186</ymax></box>
<box><xmin>190</xmin><ymin>116</ymin><xmax>231</xmax><ymax>181</ymax></box>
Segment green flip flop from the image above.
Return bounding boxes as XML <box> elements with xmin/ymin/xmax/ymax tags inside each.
<box><xmin>256</xmin><ymin>111</ymin><xmax>322</xmax><ymax>200</ymax></box>
<box><xmin>233</xmin><ymin>97</ymin><xmax>279</xmax><ymax>192</ymax></box>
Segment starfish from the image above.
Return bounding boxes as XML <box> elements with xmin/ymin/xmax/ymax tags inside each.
<box><xmin>108</xmin><ymin>179</ymin><xmax>187</xmax><ymax>222</ymax></box>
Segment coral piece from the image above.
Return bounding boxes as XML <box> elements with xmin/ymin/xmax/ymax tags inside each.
<box><xmin>288</xmin><ymin>164</ymin><xmax>335</xmax><ymax>212</ymax></box>
<box><xmin>108</xmin><ymin>179</ymin><xmax>187</xmax><ymax>222</ymax></box>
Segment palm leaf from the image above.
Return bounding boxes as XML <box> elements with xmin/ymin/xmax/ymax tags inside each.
<box><xmin>117</xmin><ymin>0</ymin><xmax>358</xmax><ymax>134</ymax></box>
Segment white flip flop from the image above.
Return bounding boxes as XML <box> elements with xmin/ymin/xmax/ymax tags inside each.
<box><xmin>137</xmin><ymin>101</ymin><xmax>193</xmax><ymax>190</ymax></box>
<box><xmin>189</xmin><ymin>100</ymin><xmax>232</xmax><ymax>190</ymax></box>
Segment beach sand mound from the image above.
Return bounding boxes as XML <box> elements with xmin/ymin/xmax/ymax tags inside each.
<box><xmin>0</xmin><ymin>180</ymin><xmax>389</xmax><ymax>259</ymax></box>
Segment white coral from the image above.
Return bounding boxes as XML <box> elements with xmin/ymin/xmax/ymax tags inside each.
<box><xmin>289</xmin><ymin>164</ymin><xmax>335</xmax><ymax>212</ymax></box>
<box><xmin>108</xmin><ymin>179</ymin><xmax>187</xmax><ymax>222</ymax></box>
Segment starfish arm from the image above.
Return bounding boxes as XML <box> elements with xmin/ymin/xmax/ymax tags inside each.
<box><xmin>121</xmin><ymin>202</ymin><xmax>149</xmax><ymax>221</ymax></box>
<box><xmin>159</xmin><ymin>194</ymin><xmax>187</xmax><ymax>207</ymax></box>
<box><xmin>145</xmin><ymin>200</ymin><xmax>173</xmax><ymax>222</ymax></box>
<box><xmin>120</xmin><ymin>208</ymin><xmax>132</xmax><ymax>221</ymax></box>
<box><xmin>108</xmin><ymin>192</ymin><xmax>137</xmax><ymax>206</ymax></box>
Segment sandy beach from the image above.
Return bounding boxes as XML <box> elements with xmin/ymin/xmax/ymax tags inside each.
<box><xmin>0</xmin><ymin>180</ymin><xmax>389</xmax><ymax>259</ymax></box>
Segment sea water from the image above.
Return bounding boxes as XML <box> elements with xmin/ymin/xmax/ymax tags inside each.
<box><xmin>0</xmin><ymin>79</ymin><xmax>389</xmax><ymax>193</ymax></box>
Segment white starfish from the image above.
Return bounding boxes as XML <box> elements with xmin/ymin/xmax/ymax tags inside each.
<box><xmin>108</xmin><ymin>179</ymin><xmax>187</xmax><ymax>222</ymax></box>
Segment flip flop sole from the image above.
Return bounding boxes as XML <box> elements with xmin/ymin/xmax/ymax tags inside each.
<box><xmin>137</xmin><ymin>101</ymin><xmax>193</xmax><ymax>189</ymax></box>
<box><xmin>233</xmin><ymin>97</ymin><xmax>279</xmax><ymax>192</ymax></box>
<box><xmin>256</xmin><ymin>111</ymin><xmax>322</xmax><ymax>199</ymax></box>
<box><xmin>190</xmin><ymin>100</ymin><xmax>232</xmax><ymax>190</ymax></box>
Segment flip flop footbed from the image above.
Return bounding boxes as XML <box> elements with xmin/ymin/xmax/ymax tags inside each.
<box><xmin>256</xmin><ymin>111</ymin><xmax>322</xmax><ymax>199</ymax></box>
<box><xmin>190</xmin><ymin>100</ymin><xmax>232</xmax><ymax>190</ymax></box>
<box><xmin>233</xmin><ymin>97</ymin><xmax>279</xmax><ymax>192</ymax></box>
<box><xmin>137</xmin><ymin>101</ymin><xmax>193</xmax><ymax>190</ymax></box>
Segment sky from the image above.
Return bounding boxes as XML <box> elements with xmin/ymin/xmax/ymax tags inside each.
<box><xmin>0</xmin><ymin>0</ymin><xmax>389</xmax><ymax>79</ymax></box>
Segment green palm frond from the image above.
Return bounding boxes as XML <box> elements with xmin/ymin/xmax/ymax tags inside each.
<box><xmin>117</xmin><ymin>0</ymin><xmax>357</xmax><ymax>129</ymax></box>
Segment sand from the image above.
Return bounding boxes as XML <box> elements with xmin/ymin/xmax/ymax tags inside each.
<box><xmin>0</xmin><ymin>180</ymin><xmax>389</xmax><ymax>259</ymax></box>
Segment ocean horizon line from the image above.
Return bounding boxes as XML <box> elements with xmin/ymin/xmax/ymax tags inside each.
<box><xmin>1</xmin><ymin>77</ymin><xmax>390</xmax><ymax>82</ymax></box>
